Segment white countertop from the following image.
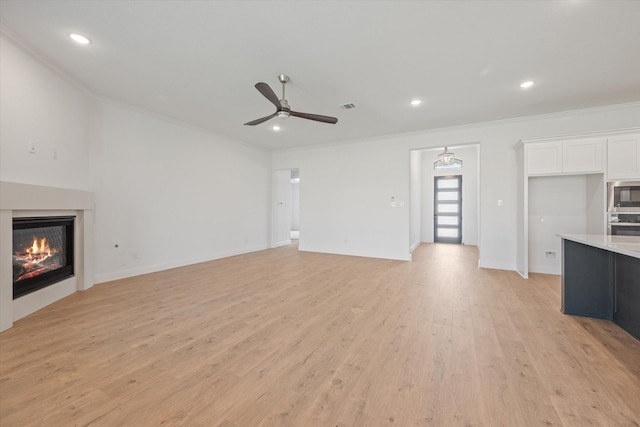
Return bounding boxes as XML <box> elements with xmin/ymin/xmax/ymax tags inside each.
<box><xmin>558</xmin><ymin>234</ymin><xmax>640</xmax><ymax>259</ymax></box>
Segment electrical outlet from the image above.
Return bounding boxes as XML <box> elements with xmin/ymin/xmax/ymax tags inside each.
<box><xmin>545</xmin><ymin>251</ymin><xmax>556</xmax><ymax>259</ymax></box>
<box><xmin>28</xmin><ymin>141</ymin><xmax>37</xmax><ymax>154</ymax></box>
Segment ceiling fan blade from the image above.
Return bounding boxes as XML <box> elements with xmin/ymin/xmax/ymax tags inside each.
<box><xmin>255</xmin><ymin>82</ymin><xmax>281</xmax><ymax>109</ymax></box>
<box><xmin>290</xmin><ymin>111</ymin><xmax>338</xmax><ymax>124</ymax></box>
<box><xmin>244</xmin><ymin>112</ymin><xmax>278</xmax><ymax>126</ymax></box>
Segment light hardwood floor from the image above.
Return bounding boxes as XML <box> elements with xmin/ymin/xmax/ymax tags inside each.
<box><xmin>1</xmin><ymin>243</ymin><xmax>639</xmax><ymax>426</ymax></box>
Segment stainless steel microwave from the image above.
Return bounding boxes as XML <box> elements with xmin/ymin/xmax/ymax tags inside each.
<box><xmin>608</xmin><ymin>181</ymin><xmax>640</xmax><ymax>212</ymax></box>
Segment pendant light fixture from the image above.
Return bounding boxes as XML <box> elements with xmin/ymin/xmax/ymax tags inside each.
<box><xmin>434</xmin><ymin>147</ymin><xmax>463</xmax><ymax>169</ymax></box>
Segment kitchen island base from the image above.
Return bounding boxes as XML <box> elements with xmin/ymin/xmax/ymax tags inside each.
<box><xmin>561</xmin><ymin>234</ymin><xmax>640</xmax><ymax>341</ymax></box>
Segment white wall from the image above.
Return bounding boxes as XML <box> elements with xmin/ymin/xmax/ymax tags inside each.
<box><xmin>0</xmin><ymin>36</ymin><xmax>91</xmax><ymax>188</ymax></box>
<box><xmin>291</xmin><ymin>180</ymin><xmax>300</xmax><ymax>231</ymax></box>
<box><xmin>1</xmin><ymin>33</ymin><xmax>272</xmax><ymax>285</ymax></box>
<box><xmin>409</xmin><ymin>150</ymin><xmax>421</xmax><ymax>251</ymax></box>
<box><xmin>528</xmin><ymin>175</ymin><xmax>588</xmax><ymax>274</ymax></box>
<box><xmin>274</xmin><ymin>140</ymin><xmax>411</xmax><ymax>260</ymax></box>
<box><xmin>419</xmin><ymin>145</ymin><xmax>478</xmax><ymax>246</ymax></box>
<box><xmin>585</xmin><ymin>174</ymin><xmax>606</xmax><ymax>235</ymax></box>
<box><xmin>89</xmin><ymin>103</ymin><xmax>271</xmax><ymax>282</ymax></box>
<box><xmin>272</xmin><ymin>102</ymin><xmax>640</xmax><ymax>269</ymax></box>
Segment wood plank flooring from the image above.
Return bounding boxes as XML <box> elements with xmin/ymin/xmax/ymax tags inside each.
<box><xmin>1</xmin><ymin>243</ymin><xmax>639</xmax><ymax>426</ymax></box>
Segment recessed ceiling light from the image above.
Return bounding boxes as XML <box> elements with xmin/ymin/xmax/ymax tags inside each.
<box><xmin>69</xmin><ymin>33</ymin><xmax>91</xmax><ymax>45</ymax></box>
<box><xmin>520</xmin><ymin>80</ymin><xmax>534</xmax><ymax>89</ymax></box>
<box><xmin>272</xmin><ymin>125</ymin><xmax>281</xmax><ymax>131</ymax></box>
<box><xmin>410</xmin><ymin>99</ymin><xmax>422</xmax><ymax>106</ymax></box>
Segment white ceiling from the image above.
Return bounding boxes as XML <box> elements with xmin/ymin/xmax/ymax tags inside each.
<box><xmin>1</xmin><ymin>1</ymin><xmax>639</xmax><ymax>151</ymax></box>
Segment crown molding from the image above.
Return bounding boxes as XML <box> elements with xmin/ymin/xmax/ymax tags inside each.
<box><xmin>517</xmin><ymin>126</ymin><xmax>640</xmax><ymax>148</ymax></box>
<box><xmin>274</xmin><ymin>101</ymin><xmax>640</xmax><ymax>154</ymax></box>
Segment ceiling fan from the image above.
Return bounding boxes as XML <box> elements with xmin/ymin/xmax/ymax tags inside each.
<box><xmin>244</xmin><ymin>74</ymin><xmax>338</xmax><ymax>126</ymax></box>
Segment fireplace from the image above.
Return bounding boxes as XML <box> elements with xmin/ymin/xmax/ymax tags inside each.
<box><xmin>13</xmin><ymin>216</ymin><xmax>75</xmax><ymax>299</ymax></box>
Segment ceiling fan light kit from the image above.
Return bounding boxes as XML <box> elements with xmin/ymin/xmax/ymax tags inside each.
<box><xmin>244</xmin><ymin>74</ymin><xmax>338</xmax><ymax>126</ymax></box>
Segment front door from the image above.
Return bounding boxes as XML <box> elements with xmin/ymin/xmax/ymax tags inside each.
<box><xmin>434</xmin><ymin>175</ymin><xmax>462</xmax><ymax>244</ymax></box>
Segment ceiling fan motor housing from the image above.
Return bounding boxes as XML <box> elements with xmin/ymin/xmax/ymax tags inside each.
<box><xmin>279</xmin><ymin>99</ymin><xmax>290</xmax><ymax>110</ymax></box>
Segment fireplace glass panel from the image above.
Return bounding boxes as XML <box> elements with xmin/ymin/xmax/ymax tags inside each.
<box><xmin>13</xmin><ymin>216</ymin><xmax>74</xmax><ymax>299</ymax></box>
<box><xmin>13</xmin><ymin>225</ymin><xmax>67</xmax><ymax>282</ymax></box>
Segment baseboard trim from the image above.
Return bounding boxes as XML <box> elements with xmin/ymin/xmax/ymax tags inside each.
<box><xmin>528</xmin><ymin>265</ymin><xmax>561</xmax><ymax>275</ymax></box>
<box><xmin>94</xmin><ymin>244</ymin><xmax>269</xmax><ymax>284</ymax></box>
<box><xmin>272</xmin><ymin>240</ymin><xmax>291</xmax><ymax>248</ymax></box>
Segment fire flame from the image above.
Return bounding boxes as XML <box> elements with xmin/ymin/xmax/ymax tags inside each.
<box><xmin>24</xmin><ymin>236</ymin><xmax>54</xmax><ymax>263</ymax></box>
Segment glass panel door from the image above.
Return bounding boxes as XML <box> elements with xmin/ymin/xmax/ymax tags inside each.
<box><xmin>434</xmin><ymin>176</ymin><xmax>462</xmax><ymax>244</ymax></box>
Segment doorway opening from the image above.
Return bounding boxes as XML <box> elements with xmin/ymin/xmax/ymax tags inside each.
<box><xmin>409</xmin><ymin>144</ymin><xmax>479</xmax><ymax>255</ymax></box>
<box><xmin>290</xmin><ymin>169</ymin><xmax>300</xmax><ymax>241</ymax></box>
<box><xmin>272</xmin><ymin>168</ymin><xmax>300</xmax><ymax>248</ymax></box>
<box><xmin>434</xmin><ymin>175</ymin><xmax>462</xmax><ymax>244</ymax></box>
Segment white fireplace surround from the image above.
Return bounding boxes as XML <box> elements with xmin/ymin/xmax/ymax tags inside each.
<box><xmin>0</xmin><ymin>181</ymin><xmax>94</xmax><ymax>332</ymax></box>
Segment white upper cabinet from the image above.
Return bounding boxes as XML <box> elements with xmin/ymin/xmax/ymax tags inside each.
<box><xmin>526</xmin><ymin>138</ymin><xmax>604</xmax><ymax>176</ymax></box>
<box><xmin>526</xmin><ymin>142</ymin><xmax>563</xmax><ymax>175</ymax></box>
<box><xmin>562</xmin><ymin>138</ymin><xmax>604</xmax><ymax>174</ymax></box>
<box><xmin>607</xmin><ymin>133</ymin><xmax>640</xmax><ymax>180</ymax></box>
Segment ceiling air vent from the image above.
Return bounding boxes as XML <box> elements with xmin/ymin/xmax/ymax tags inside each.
<box><xmin>339</xmin><ymin>103</ymin><xmax>356</xmax><ymax>110</ymax></box>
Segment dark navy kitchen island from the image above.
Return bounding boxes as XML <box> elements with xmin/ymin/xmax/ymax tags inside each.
<box><xmin>560</xmin><ymin>234</ymin><xmax>640</xmax><ymax>341</ymax></box>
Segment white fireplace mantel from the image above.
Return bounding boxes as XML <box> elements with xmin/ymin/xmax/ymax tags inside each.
<box><xmin>0</xmin><ymin>181</ymin><xmax>94</xmax><ymax>332</ymax></box>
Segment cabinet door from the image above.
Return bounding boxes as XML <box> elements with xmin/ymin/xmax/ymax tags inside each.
<box><xmin>563</xmin><ymin>138</ymin><xmax>604</xmax><ymax>174</ymax></box>
<box><xmin>526</xmin><ymin>142</ymin><xmax>562</xmax><ymax>176</ymax></box>
<box><xmin>608</xmin><ymin>134</ymin><xmax>640</xmax><ymax>180</ymax></box>
<box><xmin>613</xmin><ymin>253</ymin><xmax>640</xmax><ymax>340</ymax></box>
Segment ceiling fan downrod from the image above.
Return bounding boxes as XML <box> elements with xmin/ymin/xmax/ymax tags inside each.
<box><xmin>277</xmin><ymin>74</ymin><xmax>290</xmax><ymax>118</ymax></box>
